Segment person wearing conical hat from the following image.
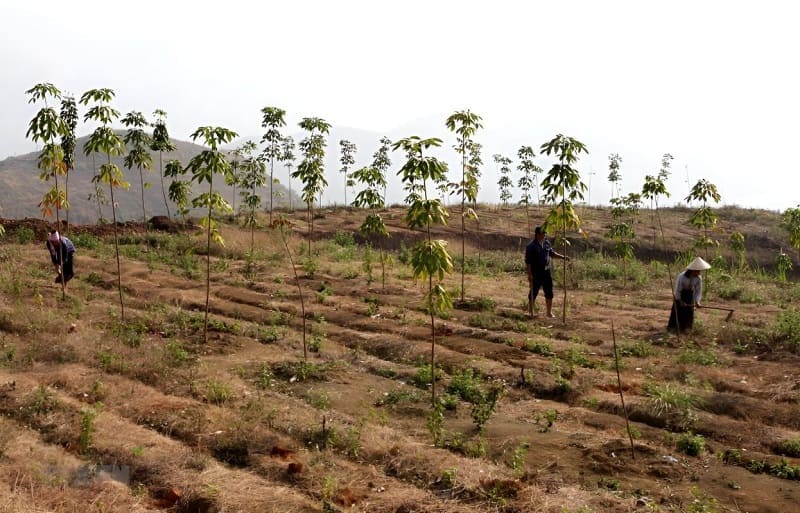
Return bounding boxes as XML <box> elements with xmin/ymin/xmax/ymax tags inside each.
<box><xmin>668</xmin><ymin>257</ymin><xmax>711</xmax><ymax>333</ymax></box>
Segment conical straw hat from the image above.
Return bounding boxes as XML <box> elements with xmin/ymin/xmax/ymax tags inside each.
<box><xmin>686</xmin><ymin>257</ymin><xmax>711</xmax><ymax>271</ymax></box>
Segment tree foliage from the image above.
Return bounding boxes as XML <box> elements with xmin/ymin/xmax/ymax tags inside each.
<box><xmin>516</xmin><ymin>145</ymin><xmax>542</xmax><ymax>237</ymax></box>
<box><xmin>685</xmin><ymin>179</ymin><xmax>722</xmax><ymax>254</ymax></box>
<box><xmin>339</xmin><ymin>139</ymin><xmax>357</xmax><ymax>205</ymax></box>
<box><xmin>280</xmin><ymin>136</ymin><xmax>297</xmax><ymax>210</ymax></box>
<box><xmin>260</xmin><ymin>107</ymin><xmax>287</xmax><ymax>223</ymax></box>
<box><xmin>186</xmin><ymin>126</ymin><xmax>238</xmax><ymax>343</ymax></box>
<box><xmin>26</xmin><ymin>83</ymin><xmax>68</xmax><ymax>223</ymax></box>
<box><xmin>781</xmin><ymin>206</ymin><xmax>800</xmax><ymax>262</ymax></box>
<box><xmin>165</xmin><ymin>160</ymin><xmax>190</xmax><ymax>220</ymax></box>
<box><xmin>394</xmin><ymin>136</ymin><xmax>452</xmax><ymax>411</ymax></box>
<box><xmin>494</xmin><ymin>154</ymin><xmax>514</xmax><ymax>205</ymax></box>
<box><xmin>293</xmin><ymin>117</ymin><xmax>331</xmax><ymax>252</ymax></box>
<box><xmin>540</xmin><ymin>134</ymin><xmax>588</xmax><ymax>323</ymax></box>
<box><xmin>608</xmin><ymin>153</ymin><xmax>623</xmax><ymax>200</ymax></box>
<box><xmin>81</xmin><ymin>88</ymin><xmax>128</xmax><ymax>318</ymax></box>
<box><xmin>59</xmin><ymin>95</ymin><xmax>78</xmax><ymax>231</ymax></box>
<box><xmin>352</xmin><ymin>162</ymin><xmax>390</xmax><ymax>288</ymax></box>
<box><xmin>151</xmin><ymin>109</ymin><xmax>177</xmax><ymax>220</ymax></box>
<box><xmin>446</xmin><ymin>110</ymin><xmax>483</xmax><ymax>302</ymax></box>
<box><xmin>122</xmin><ymin>111</ymin><xmax>154</xmax><ymax>225</ymax></box>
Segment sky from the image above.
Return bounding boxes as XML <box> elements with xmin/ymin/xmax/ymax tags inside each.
<box><xmin>2</xmin><ymin>0</ymin><xmax>799</xmax><ymax>210</ymax></box>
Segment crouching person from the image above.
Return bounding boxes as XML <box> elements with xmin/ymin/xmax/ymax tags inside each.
<box><xmin>46</xmin><ymin>230</ymin><xmax>76</xmax><ymax>289</ymax></box>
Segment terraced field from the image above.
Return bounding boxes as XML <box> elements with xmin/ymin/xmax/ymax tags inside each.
<box><xmin>1</xmin><ymin>206</ymin><xmax>799</xmax><ymax>512</ymax></box>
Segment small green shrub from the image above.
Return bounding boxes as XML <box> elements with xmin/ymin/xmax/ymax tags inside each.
<box><xmin>471</xmin><ymin>382</ymin><xmax>505</xmax><ymax>434</ymax></box>
<box><xmin>413</xmin><ymin>363</ymin><xmax>444</xmax><ymax>389</ymax></box>
<box><xmin>258</xmin><ymin>324</ymin><xmax>284</xmax><ymax>343</ymax></box>
<box><xmin>776</xmin><ymin>438</ymin><xmax>800</xmax><ymax>457</ymax></box>
<box><xmin>677</xmin><ymin>432</ymin><xmax>705</xmax><ymax>456</ymax></box>
<box><xmin>205</xmin><ymin>381</ymin><xmax>233</xmax><ymax>406</ymax></box>
<box><xmin>376</xmin><ymin>387</ymin><xmax>422</xmax><ymax>406</ymax></box>
<box><xmin>447</xmin><ymin>368</ymin><xmax>483</xmax><ymax>403</ymax></box>
<box><xmin>774</xmin><ymin>309</ymin><xmax>800</xmax><ymax>352</ymax></box>
<box><xmin>71</xmin><ymin>232</ymin><xmax>101</xmax><ymax>250</ymax></box>
<box><xmin>304</xmin><ymin>389</ymin><xmax>330</xmax><ymax>410</ymax></box>
<box><xmin>15</xmin><ymin>227</ymin><xmax>35</xmax><ymax>245</ymax></box>
<box><xmin>272</xmin><ymin>360</ymin><xmax>327</xmax><ymax>381</ymax></box>
<box><xmin>688</xmin><ymin>486</ymin><xmax>718</xmax><ymax>513</ymax></box>
<box><xmin>617</xmin><ymin>340</ymin><xmax>654</xmax><ymax>358</ymax></box>
<box><xmin>79</xmin><ymin>403</ymin><xmax>102</xmax><ymax>455</ymax></box>
<box><xmin>398</xmin><ymin>240</ymin><xmax>411</xmax><ymax>265</ymax></box>
<box><xmin>678</xmin><ymin>343</ymin><xmax>720</xmax><ymax>366</ymax></box>
<box><xmin>563</xmin><ymin>346</ymin><xmax>596</xmax><ymax>368</ymax></box>
<box><xmin>523</xmin><ymin>339</ymin><xmax>554</xmax><ymax>355</ymax></box>
<box><xmin>597</xmin><ymin>476</ymin><xmax>620</xmax><ymax>490</ymax></box>
<box><xmin>508</xmin><ymin>442</ymin><xmax>529</xmax><ymax>477</ymax></box>
<box><xmin>332</xmin><ymin>231</ymin><xmax>356</xmax><ymax>247</ymax></box>
<box><xmin>165</xmin><ymin>341</ymin><xmax>191</xmax><ymax>366</ymax></box>
<box><xmin>256</xmin><ymin>363</ymin><xmax>273</xmax><ymax>389</ymax></box>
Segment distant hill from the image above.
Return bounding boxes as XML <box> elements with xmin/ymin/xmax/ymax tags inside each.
<box><xmin>0</xmin><ymin>133</ymin><xmax>295</xmax><ymax>224</ymax></box>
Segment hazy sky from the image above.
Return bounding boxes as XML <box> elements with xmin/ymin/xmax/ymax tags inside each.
<box><xmin>2</xmin><ymin>0</ymin><xmax>798</xmax><ymax>210</ymax></box>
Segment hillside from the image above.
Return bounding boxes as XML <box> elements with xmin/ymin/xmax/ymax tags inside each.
<box><xmin>0</xmin><ymin>206</ymin><xmax>799</xmax><ymax>512</ymax></box>
<box><xmin>0</xmin><ymin>134</ymin><xmax>295</xmax><ymax>224</ymax></box>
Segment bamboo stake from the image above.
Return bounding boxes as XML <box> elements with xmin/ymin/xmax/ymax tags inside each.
<box><xmin>612</xmin><ymin>320</ymin><xmax>635</xmax><ymax>460</ymax></box>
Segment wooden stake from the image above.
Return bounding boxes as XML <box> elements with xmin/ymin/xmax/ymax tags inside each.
<box><xmin>612</xmin><ymin>320</ymin><xmax>635</xmax><ymax>460</ymax></box>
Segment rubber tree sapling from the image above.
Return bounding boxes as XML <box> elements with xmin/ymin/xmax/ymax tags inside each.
<box><xmin>238</xmin><ymin>142</ymin><xmax>267</xmax><ymax>251</ymax></box>
<box><xmin>516</xmin><ymin>146</ymin><xmax>541</xmax><ymax>238</ymax></box>
<box><xmin>26</xmin><ymin>83</ymin><xmax>68</xmax><ymax>296</ymax></box>
<box><xmin>394</xmin><ymin>136</ymin><xmax>452</xmax><ymax>413</ymax></box>
<box><xmin>271</xmin><ymin>216</ymin><xmax>309</xmax><ymax>361</ymax></box>
<box><xmin>293</xmin><ymin>117</ymin><xmax>331</xmax><ymax>253</ymax></box>
<box><xmin>280</xmin><ymin>136</ymin><xmax>296</xmax><ymax>211</ymax></box>
<box><xmin>372</xmin><ymin>137</ymin><xmax>392</xmax><ymax>205</ymax></box>
<box><xmin>641</xmin><ymin>170</ymin><xmax>671</xmax><ymax>251</ymax></box>
<box><xmin>25</xmin><ymin>83</ymin><xmax>68</xmax><ymax>224</ymax></box>
<box><xmin>121</xmin><ymin>111</ymin><xmax>154</xmax><ymax>226</ymax></box>
<box><xmin>81</xmin><ymin>88</ymin><xmax>129</xmax><ymax>319</ymax></box>
<box><xmin>165</xmin><ymin>160</ymin><xmax>190</xmax><ymax>221</ymax></box>
<box><xmin>445</xmin><ymin>110</ymin><xmax>483</xmax><ymax>303</ymax></box>
<box><xmin>60</xmin><ymin>95</ymin><xmax>78</xmax><ymax>233</ymax></box>
<box><xmin>228</xmin><ymin>141</ymin><xmax>257</xmax><ymax>217</ymax></box>
<box><xmin>339</xmin><ymin>139</ymin><xmax>357</xmax><ymax>206</ymax></box>
<box><xmin>728</xmin><ymin>231</ymin><xmax>746</xmax><ymax>272</ymax></box>
<box><xmin>607</xmin><ymin>193</ymin><xmax>642</xmax><ymax>287</ymax></box>
<box><xmin>539</xmin><ymin>134</ymin><xmax>588</xmax><ymax>324</ymax></box>
<box><xmin>776</xmin><ymin>250</ymin><xmax>793</xmax><ymax>282</ymax></box>
<box><xmin>608</xmin><ymin>153</ymin><xmax>623</xmax><ymax>200</ymax></box>
<box><xmin>260</xmin><ymin>107</ymin><xmax>287</xmax><ymax>224</ymax></box>
<box><xmin>186</xmin><ymin>126</ymin><xmax>238</xmax><ymax>344</ymax></box>
<box><xmin>150</xmin><ymin>109</ymin><xmax>177</xmax><ymax>220</ymax></box>
<box><xmin>780</xmin><ymin>205</ymin><xmax>800</xmax><ymax>263</ymax></box>
<box><xmin>351</xmin><ymin>164</ymin><xmax>389</xmax><ymax>289</ymax></box>
<box><xmin>468</xmin><ymin>140</ymin><xmax>484</xmax><ymax>264</ymax></box>
<box><xmin>685</xmin><ymin>178</ymin><xmax>721</xmax><ymax>259</ymax></box>
<box><xmin>494</xmin><ymin>154</ymin><xmax>514</xmax><ymax>206</ymax></box>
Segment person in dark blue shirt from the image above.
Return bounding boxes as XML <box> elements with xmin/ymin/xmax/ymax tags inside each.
<box><xmin>525</xmin><ymin>226</ymin><xmax>569</xmax><ymax>317</ymax></box>
<box><xmin>46</xmin><ymin>230</ymin><xmax>76</xmax><ymax>290</ymax></box>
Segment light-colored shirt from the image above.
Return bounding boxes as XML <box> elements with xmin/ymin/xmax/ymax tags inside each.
<box><xmin>674</xmin><ymin>272</ymin><xmax>702</xmax><ymax>304</ymax></box>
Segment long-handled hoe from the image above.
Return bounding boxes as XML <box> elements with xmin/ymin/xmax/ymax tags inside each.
<box><xmin>702</xmin><ymin>305</ymin><xmax>735</xmax><ymax>321</ymax></box>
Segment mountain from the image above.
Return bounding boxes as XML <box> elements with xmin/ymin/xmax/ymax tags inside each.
<box><xmin>0</xmin><ymin>134</ymin><xmax>295</xmax><ymax>224</ymax></box>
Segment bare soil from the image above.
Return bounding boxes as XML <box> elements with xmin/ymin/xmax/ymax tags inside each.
<box><xmin>0</xmin><ymin>205</ymin><xmax>798</xmax><ymax>512</ymax></box>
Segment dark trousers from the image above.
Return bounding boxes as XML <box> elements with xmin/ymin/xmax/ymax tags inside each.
<box><xmin>54</xmin><ymin>254</ymin><xmax>74</xmax><ymax>283</ymax></box>
<box><xmin>668</xmin><ymin>289</ymin><xmax>694</xmax><ymax>332</ymax></box>
<box><xmin>529</xmin><ymin>270</ymin><xmax>554</xmax><ymax>301</ymax></box>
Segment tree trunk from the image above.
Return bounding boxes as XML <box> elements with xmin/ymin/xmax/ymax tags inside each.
<box><xmin>108</xmin><ymin>158</ymin><xmax>125</xmax><ymax>322</ymax></box>
<box><xmin>159</xmin><ymin>151</ymin><xmax>171</xmax><ymax>221</ymax></box>
<box><xmin>203</xmin><ymin>180</ymin><xmax>213</xmax><ymax>345</ymax></box>
<box><xmin>139</xmin><ymin>165</ymin><xmax>147</xmax><ymax>228</ymax></box>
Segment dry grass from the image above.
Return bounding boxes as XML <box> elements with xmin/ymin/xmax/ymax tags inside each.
<box><xmin>1</xmin><ymin>206</ymin><xmax>800</xmax><ymax>512</ymax></box>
